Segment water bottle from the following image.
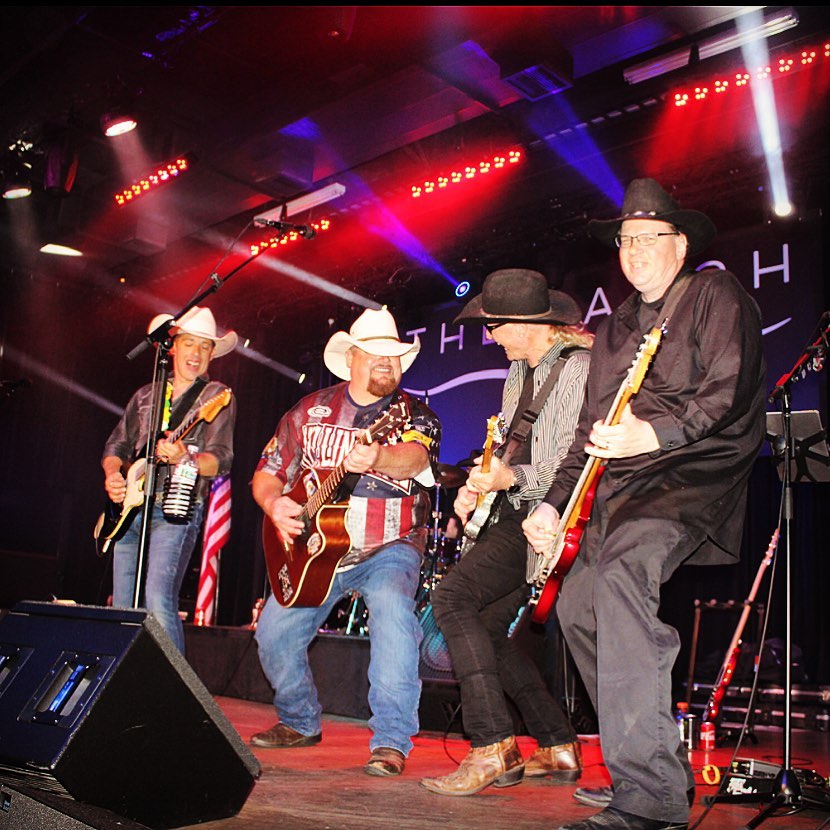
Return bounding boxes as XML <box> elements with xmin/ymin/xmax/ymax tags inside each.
<box><xmin>162</xmin><ymin>445</ymin><xmax>199</xmax><ymax>521</ymax></box>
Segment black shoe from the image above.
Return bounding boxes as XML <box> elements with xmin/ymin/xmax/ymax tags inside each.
<box><xmin>250</xmin><ymin>722</ymin><xmax>322</xmax><ymax>748</ymax></box>
<box><xmin>574</xmin><ymin>786</ymin><xmax>695</xmax><ymax>809</ymax></box>
<box><xmin>558</xmin><ymin>807</ymin><xmax>687</xmax><ymax>830</ymax></box>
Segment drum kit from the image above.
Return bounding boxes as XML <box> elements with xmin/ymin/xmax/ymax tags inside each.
<box><xmin>320</xmin><ymin>460</ymin><xmax>471</xmax><ymax>639</ymax></box>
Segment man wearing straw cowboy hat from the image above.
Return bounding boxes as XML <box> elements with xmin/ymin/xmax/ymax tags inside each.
<box><xmin>102</xmin><ymin>305</ymin><xmax>238</xmax><ymax>654</ymax></box>
<box><xmin>523</xmin><ymin>179</ymin><xmax>767</xmax><ymax>830</ymax></box>
<box><xmin>250</xmin><ymin>305</ymin><xmax>441</xmax><ymax>778</ymax></box>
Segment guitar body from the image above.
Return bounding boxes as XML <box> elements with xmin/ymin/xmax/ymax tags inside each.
<box><xmin>94</xmin><ymin>458</ymin><xmax>147</xmax><ymax>555</ymax></box>
<box><xmin>530</xmin><ymin>469</ymin><xmax>603</xmax><ymax>623</ymax></box>
<box><xmin>459</xmin><ymin>491</ymin><xmax>502</xmax><ymax>557</ymax></box>
<box><xmin>262</xmin><ymin>492</ymin><xmax>351</xmax><ymax>608</ymax></box>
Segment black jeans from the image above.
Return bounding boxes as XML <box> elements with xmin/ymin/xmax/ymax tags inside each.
<box><xmin>430</xmin><ymin>504</ymin><xmax>576</xmax><ymax>748</ymax></box>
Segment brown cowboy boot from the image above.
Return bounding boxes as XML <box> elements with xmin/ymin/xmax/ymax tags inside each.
<box><xmin>419</xmin><ymin>736</ymin><xmax>524</xmax><ymax>796</ymax></box>
<box><xmin>523</xmin><ymin>740</ymin><xmax>582</xmax><ymax>783</ymax></box>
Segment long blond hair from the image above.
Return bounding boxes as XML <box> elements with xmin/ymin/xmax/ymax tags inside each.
<box><xmin>547</xmin><ymin>323</ymin><xmax>594</xmax><ymax>350</ymax></box>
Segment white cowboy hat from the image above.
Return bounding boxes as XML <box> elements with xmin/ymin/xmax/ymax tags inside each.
<box><xmin>147</xmin><ymin>306</ymin><xmax>238</xmax><ymax>358</ymax></box>
<box><xmin>323</xmin><ymin>305</ymin><xmax>420</xmax><ymax>381</ymax></box>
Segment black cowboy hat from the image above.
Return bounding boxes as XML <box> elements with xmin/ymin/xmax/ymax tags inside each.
<box><xmin>588</xmin><ymin>178</ymin><xmax>717</xmax><ymax>257</ymax></box>
<box><xmin>454</xmin><ymin>269</ymin><xmax>582</xmax><ymax>326</ymax></box>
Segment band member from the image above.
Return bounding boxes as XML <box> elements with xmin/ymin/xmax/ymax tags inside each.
<box><xmin>523</xmin><ymin>179</ymin><xmax>767</xmax><ymax>830</ymax></box>
<box><xmin>420</xmin><ymin>269</ymin><xmax>593</xmax><ymax>796</ymax></box>
<box><xmin>250</xmin><ymin>306</ymin><xmax>441</xmax><ymax>777</ymax></box>
<box><xmin>102</xmin><ymin>306</ymin><xmax>237</xmax><ymax>653</ymax></box>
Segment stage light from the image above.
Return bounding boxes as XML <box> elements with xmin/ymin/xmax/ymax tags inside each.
<box><xmin>40</xmin><ymin>243</ymin><xmax>83</xmax><ymax>256</ymax></box>
<box><xmin>253</xmin><ymin>182</ymin><xmax>346</xmax><ymax>226</ymax></box>
<box><xmin>1</xmin><ymin>145</ymin><xmax>33</xmax><ymax>199</ymax></box>
<box><xmin>455</xmin><ymin>281</ymin><xmax>471</xmax><ymax>298</ymax></box>
<box><xmin>101</xmin><ymin>106</ymin><xmax>138</xmax><ymax>137</ymax></box>
<box><xmin>114</xmin><ymin>156</ymin><xmax>193</xmax><ymax>205</ymax></box>
<box><xmin>43</xmin><ymin>126</ymin><xmax>79</xmax><ymax>196</ymax></box>
<box><xmin>624</xmin><ymin>7</ymin><xmax>799</xmax><ymax>85</ymax></box>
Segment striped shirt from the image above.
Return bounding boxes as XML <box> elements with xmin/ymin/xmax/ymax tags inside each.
<box><xmin>498</xmin><ymin>342</ymin><xmax>591</xmax><ymax>581</ymax></box>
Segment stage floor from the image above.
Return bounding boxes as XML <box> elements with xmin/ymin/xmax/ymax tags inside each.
<box><xmin>179</xmin><ymin>696</ymin><xmax>830</xmax><ymax>830</ymax></box>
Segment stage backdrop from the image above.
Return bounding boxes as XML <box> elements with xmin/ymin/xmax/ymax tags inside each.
<box><xmin>402</xmin><ymin>211</ymin><xmax>827</xmax><ymax>471</ymax></box>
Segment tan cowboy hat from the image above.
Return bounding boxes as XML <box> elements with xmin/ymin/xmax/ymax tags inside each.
<box><xmin>147</xmin><ymin>306</ymin><xmax>238</xmax><ymax>358</ymax></box>
<box><xmin>454</xmin><ymin>269</ymin><xmax>583</xmax><ymax>326</ymax></box>
<box><xmin>323</xmin><ymin>305</ymin><xmax>420</xmax><ymax>381</ymax></box>
<box><xmin>588</xmin><ymin>178</ymin><xmax>717</xmax><ymax>257</ymax></box>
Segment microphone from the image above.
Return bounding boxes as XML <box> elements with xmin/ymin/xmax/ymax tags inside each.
<box><xmin>254</xmin><ymin>219</ymin><xmax>316</xmax><ymax>239</ymax></box>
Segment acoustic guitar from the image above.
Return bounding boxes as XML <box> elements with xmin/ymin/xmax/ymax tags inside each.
<box><xmin>93</xmin><ymin>388</ymin><xmax>232</xmax><ymax>555</ymax></box>
<box><xmin>262</xmin><ymin>400</ymin><xmax>410</xmax><ymax>608</ymax></box>
<box><xmin>527</xmin><ymin>324</ymin><xmax>664</xmax><ymax>623</ymax></box>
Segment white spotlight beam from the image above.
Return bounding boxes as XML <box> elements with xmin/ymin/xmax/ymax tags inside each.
<box><xmin>623</xmin><ymin>7</ymin><xmax>799</xmax><ymax>85</ymax></box>
<box><xmin>253</xmin><ymin>182</ymin><xmax>346</xmax><ymax>226</ymax></box>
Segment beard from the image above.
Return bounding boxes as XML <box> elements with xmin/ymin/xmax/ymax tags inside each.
<box><xmin>367</xmin><ymin>374</ymin><xmax>397</xmax><ymax>398</ymax></box>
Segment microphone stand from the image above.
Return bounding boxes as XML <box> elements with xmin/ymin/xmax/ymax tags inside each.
<box><xmin>123</xmin><ymin>230</ymin><xmax>309</xmax><ymax>609</ymax></box>
<box><xmin>710</xmin><ymin>311</ymin><xmax>830</xmax><ymax>826</ymax></box>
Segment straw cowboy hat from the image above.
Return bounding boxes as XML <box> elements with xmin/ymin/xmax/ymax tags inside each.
<box><xmin>588</xmin><ymin>178</ymin><xmax>717</xmax><ymax>258</ymax></box>
<box><xmin>454</xmin><ymin>269</ymin><xmax>583</xmax><ymax>327</ymax></box>
<box><xmin>323</xmin><ymin>305</ymin><xmax>421</xmax><ymax>381</ymax></box>
<box><xmin>148</xmin><ymin>306</ymin><xmax>238</xmax><ymax>358</ymax></box>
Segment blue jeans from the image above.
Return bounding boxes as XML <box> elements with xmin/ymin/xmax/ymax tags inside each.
<box><xmin>112</xmin><ymin>499</ymin><xmax>205</xmax><ymax>654</ymax></box>
<box><xmin>254</xmin><ymin>541</ymin><xmax>423</xmax><ymax>756</ymax></box>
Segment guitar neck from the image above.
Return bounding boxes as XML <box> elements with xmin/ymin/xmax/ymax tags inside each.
<box><xmin>304</xmin><ymin>428</ymin><xmax>372</xmax><ymax>518</ymax></box>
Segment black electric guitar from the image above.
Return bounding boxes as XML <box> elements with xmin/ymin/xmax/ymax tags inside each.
<box><xmin>459</xmin><ymin>414</ymin><xmax>505</xmax><ymax>557</ymax></box>
<box><xmin>528</xmin><ymin>325</ymin><xmax>664</xmax><ymax>623</ymax></box>
<box><xmin>93</xmin><ymin>388</ymin><xmax>232</xmax><ymax>555</ymax></box>
<box><xmin>262</xmin><ymin>400</ymin><xmax>410</xmax><ymax>608</ymax></box>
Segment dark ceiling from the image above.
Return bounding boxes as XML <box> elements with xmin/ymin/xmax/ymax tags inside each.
<box><xmin>2</xmin><ymin>5</ymin><xmax>830</xmax><ymax>368</ymax></box>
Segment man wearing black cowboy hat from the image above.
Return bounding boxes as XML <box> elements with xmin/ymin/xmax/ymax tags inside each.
<box><xmin>420</xmin><ymin>269</ymin><xmax>593</xmax><ymax>797</ymax></box>
<box><xmin>524</xmin><ymin>179</ymin><xmax>767</xmax><ymax>830</ymax></box>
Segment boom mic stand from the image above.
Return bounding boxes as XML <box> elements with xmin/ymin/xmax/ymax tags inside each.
<box><xmin>711</xmin><ymin>312</ymin><xmax>830</xmax><ymax>827</ymax></box>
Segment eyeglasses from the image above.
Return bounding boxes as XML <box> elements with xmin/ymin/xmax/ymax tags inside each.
<box><xmin>614</xmin><ymin>231</ymin><xmax>680</xmax><ymax>248</ymax></box>
<box><xmin>483</xmin><ymin>322</ymin><xmax>506</xmax><ymax>333</ymax></box>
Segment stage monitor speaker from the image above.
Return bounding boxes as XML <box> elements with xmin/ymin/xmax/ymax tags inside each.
<box><xmin>417</xmin><ymin>603</ymin><xmax>456</xmax><ymax>684</ymax></box>
<box><xmin>0</xmin><ymin>782</ymin><xmax>151</xmax><ymax>830</ymax></box>
<box><xmin>0</xmin><ymin>601</ymin><xmax>260</xmax><ymax>830</ymax></box>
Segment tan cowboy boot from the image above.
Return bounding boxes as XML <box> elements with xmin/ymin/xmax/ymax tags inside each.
<box><xmin>523</xmin><ymin>740</ymin><xmax>582</xmax><ymax>782</ymax></box>
<box><xmin>419</xmin><ymin>736</ymin><xmax>524</xmax><ymax>796</ymax></box>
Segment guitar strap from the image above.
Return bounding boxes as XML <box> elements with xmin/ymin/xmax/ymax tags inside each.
<box><xmin>497</xmin><ymin>347</ymin><xmax>585</xmax><ymax>465</ymax></box>
<box><xmin>167</xmin><ymin>377</ymin><xmax>207</xmax><ymax>433</ymax></box>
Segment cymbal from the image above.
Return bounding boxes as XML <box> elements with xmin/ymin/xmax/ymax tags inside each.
<box><xmin>436</xmin><ymin>463</ymin><xmax>467</xmax><ymax>489</ymax></box>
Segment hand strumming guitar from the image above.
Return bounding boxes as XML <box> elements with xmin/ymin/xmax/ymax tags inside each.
<box><xmin>522</xmin><ymin>502</ymin><xmax>561</xmax><ymax>557</ymax></box>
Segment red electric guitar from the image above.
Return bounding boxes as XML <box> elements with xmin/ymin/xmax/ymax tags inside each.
<box><xmin>703</xmin><ymin>528</ymin><xmax>779</xmax><ymax>723</ymax></box>
<box><xmin>527</xmin><ymin>324</ymin><xmax>664</xmax><ymax>623</ymax></box>
<box><xmin>262</xmin><ymin>400</ymin><xmax>409</xmax><ymax>608</ymax></box>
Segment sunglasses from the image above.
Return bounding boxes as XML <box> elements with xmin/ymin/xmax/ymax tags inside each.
<box><xmin>483</xmin><ymin>322</ymin><xmax>506</xmax><ymax>333</ymax></box>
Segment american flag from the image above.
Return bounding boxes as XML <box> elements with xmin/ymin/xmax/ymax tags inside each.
<box><xmin>195</xmin><ymin>474</ymin><xmax>231</xmax><ymax>625</ymax></box>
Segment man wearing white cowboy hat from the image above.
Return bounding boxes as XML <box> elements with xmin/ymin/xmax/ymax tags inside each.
<box><xmin>250</xmin><ymin>305</ymin><xmax>441</xmax><ymax>778</ymax></box>
<box><xmin>420</xmin><ymin>269</ymin><xmax>593</xmax><ymax>797</ymax></box>
<box><xmin>523</xmin><ymin>179</ymin><xmax>767</xmax><ymax>830</ymax></box>
<box><xmin>102</xmin><ymin>305</ymin><xmax>237</xmax><ymax>653</ymax></box>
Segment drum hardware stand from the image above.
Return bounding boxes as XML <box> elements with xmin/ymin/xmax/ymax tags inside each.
<box><xmin>709</xmin><ymin>313</ymin><xmax>830</xmax><ymax>827</ymax></box>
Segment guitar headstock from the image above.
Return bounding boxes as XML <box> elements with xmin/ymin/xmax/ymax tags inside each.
<box><xmin>201</xmin><ymin>388</ymin><xmax>233</xmax><ymax>422</ymax></box>
<box><xmin>484</xmin><ymin>414</ymin><xmax>506</xmax><ymax>449</ymax></box>
<box><xmin>367</xmin><ymin>399</ymin><xmax>410</xmax><ymax>443</ymax></box>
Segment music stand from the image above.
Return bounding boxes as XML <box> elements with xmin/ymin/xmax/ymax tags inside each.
<box><xmin>766</xmin><ymin>410</ymin><xmax>830</xmax><ymax>483</ymax></box>
<box><xmin>710</xmin><ymin>410</ymin><xmax>830</xmax><ymax>825</ymax></box>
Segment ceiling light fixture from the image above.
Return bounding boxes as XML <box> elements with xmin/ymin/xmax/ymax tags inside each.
<box><xmin>253</xmin><ymin>182</ymin><xmax>346</xmax><ymax>226</ymax></box>
<box><xmin>623</xmin><ymin>6</ymin><xmax>800</xmax><ymax>85</ymax></box>
<box><xmin>39</xmin><ymin>243</ymin><xmax>83</xmax><ymax>257</ymax></box>
<box><xmin>101</xmin><ymin>106</ymin><xmax>138</xmax><ymax>138</ymax></box>
<box><xmin>1</xmin><ymin>143</ymin><xmax>33</xmax><ymax>199</ymax></box>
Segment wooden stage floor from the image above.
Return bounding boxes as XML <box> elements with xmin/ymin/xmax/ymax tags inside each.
<box><xmin>185</xmin><ymin>696</ymin><xmax>830</xmax><ymax>830</ymax></box>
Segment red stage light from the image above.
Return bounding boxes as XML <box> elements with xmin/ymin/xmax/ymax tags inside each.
<box><xmin>250</xmin><ymin>219</ymin><xmax>331</xmax><ymax>256</ymax></box>
<box><xmin>114</xmin><ymin>156</ymin><xmax>191</xmax><ymax>205</ymax></box>
<box><xmin>409</xmin><ymin>148</ymin><xmax>523</xmax><ymax>199</ymax></box>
